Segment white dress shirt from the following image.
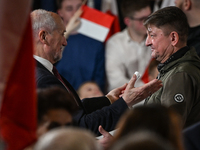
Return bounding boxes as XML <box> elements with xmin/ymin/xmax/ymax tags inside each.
<box><xmin>34</xmin><ymin>55</ymin><xmax>53</xmax><ymax>74</ymax></box>
<box><xmin>105</xmin><ymin>28</ymin><xmax>152</xmax><ymax>91</ymax></box>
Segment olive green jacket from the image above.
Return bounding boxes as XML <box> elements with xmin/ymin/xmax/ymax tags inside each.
<box><xmin>145</xmin><ymin>47</ymin><xmax>200</xmax><ymax>128</ymax></box>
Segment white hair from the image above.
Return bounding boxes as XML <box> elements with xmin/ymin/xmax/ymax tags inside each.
<box><xmin>34</xmin><ymin>127</ymin><xmax>102</xmax><ymax>150</ymax></box>
<box><xmin>31</xmin><ymin>9</ymin><xmax>57</xmax><ymax>38</ymax></box>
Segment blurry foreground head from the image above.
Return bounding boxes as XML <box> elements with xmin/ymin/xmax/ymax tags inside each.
<box><xmin>37</xmin><ymin>86</ymin><xmax>78</xmax><ymax>137</ymax></box>
<box><xmin>110</xmin><ymin>131</ymin><xmax>175</xmax><ymax>150</ymax></box>
<box><xmin>34</xmin><ymin>127</ymin><xmax>102</xmax><ymax>150</ymax></box>
<box><xmin>113</xmin><ymin>104</ymin><xmax>184</xmax><ymax>150</ymax></box>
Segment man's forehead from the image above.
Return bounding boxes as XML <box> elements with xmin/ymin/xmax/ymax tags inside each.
<box><xmin>147</xmin><ymin>25</ymin><xmax>160</xmax><ymax>32</ymax></box>
<box><xmin>62</xmin><ymin>0</ymin><xmax>82</xmax><ymax>5</ymax></box>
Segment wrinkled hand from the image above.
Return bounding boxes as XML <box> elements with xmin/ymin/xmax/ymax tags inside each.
<box><xmin>106</xmin><ymin>83</ymin><xmax>127</xmax><ymax>104</ymax></box>
<box><xmin>123</xmin><ymin>74</ymin><xmax>162</xmax><ymax>107</ymax></box>
<box><xmin>64</xmin><ymin>8</ymin><xmax>83</xmax><ymax>39</ymax></box>
<box><xmin>98</xmin><ymin>125</ymin><xmax>113</xmax><ymax>150</ymax></box>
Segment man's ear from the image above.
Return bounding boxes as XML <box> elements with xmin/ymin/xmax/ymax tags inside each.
<box><xmin>39</xmin><ymin>30</ymin><xmax>48</xmax><ymax>44</ymax></box>
<box><xmin>124</xmin><ymin>17</ymin><xmax>131</xmax><ymax>26</ymax></box>
<box><xmin>170</xmin><ymin>31</ymin><xmax>179</xmax><ymax>46</ymax></box>
<box><xmin>183</xmin><ymin>0</ymin><xmax>191</xmax><ymax>11</ymax></box>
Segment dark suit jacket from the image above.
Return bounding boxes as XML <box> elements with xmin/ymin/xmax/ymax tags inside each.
<box><xmin>35</xmin><ymin>60</ymin><xmax>128</xmax><ymax>135</ymax></box>
<box><xmin>183</xmin><ymin>121</ymin><xmax>200</xmax><ymax>150</ymax></box>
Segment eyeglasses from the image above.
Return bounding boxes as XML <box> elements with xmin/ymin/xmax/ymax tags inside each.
<box><xmin>129</xmin><ymin>16</ymin><xmax>149</xmax><ymax>22</ymax></box>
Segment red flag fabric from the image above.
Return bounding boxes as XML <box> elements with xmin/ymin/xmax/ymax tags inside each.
<box><xmin>77</xmin><ymin>5</ymin><xmax>115</xmax><ymax>42</ymax></box>
<box><xmin>104</xmin><ymin>10</ymin><xmax>121</xmax><ymax>43</ymax></box>
<box><xmin>0</xmin><ymin>16</ymin><xmax>37</xmax><ymax>150</ymax></box>
<box><xmin>141</xmin><ymin>58</ymin><xmax>155</xmax><ymax>83</ymax></box>
<box><xmin>0</xmin><ymin>0</ymin><xmax>37</xmax><ymax>149</ymax></box>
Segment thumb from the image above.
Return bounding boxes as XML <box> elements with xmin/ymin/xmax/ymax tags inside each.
<box><xmin>118</xmin><ymin>83</ymin><xmax>128</xmax><ymax>91</ymax></box>
<box><xmin>98</xmin><ymin>125</ymin><xmax>109</xmax><ymax>137</ymax></box>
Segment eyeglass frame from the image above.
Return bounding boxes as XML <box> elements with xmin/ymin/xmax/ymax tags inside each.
<box><xmin>129</xmin><ymin>16</ymin><xmax>149</xmax><ymax>22</ymax></box>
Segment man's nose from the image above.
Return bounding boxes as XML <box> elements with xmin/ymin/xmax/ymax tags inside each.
<box><xmin>145</xmin><ymin>36</ymin><xmax>151</xmax><ymax>46</ymax></box>
<box><xmin>63</xmin><ymin>38</ymin><xmax>67</xmax><ymax>46</ymax></box>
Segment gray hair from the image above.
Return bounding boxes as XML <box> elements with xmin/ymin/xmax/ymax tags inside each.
<box><xmin>31</xmin><ymin>9</ymin><xmax>57</xmax><ymax>38</ymax></box>
<box><xmin>34</xmin><ymin>127</ymin><xmax>102</xmax><ymax>150</ymax></box>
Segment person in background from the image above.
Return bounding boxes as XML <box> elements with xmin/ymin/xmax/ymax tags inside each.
<box><xmin>144</xmin><ymin>6</ymin><xmax>200</xmax><ymax>128</ymax></box>
<box><xmin>175</xmin><ymin>0</ymin><xmax>200</xmax><ymax>56</ymax></box>
<box><xmin>105</xmin><ymin>0</ymin><xmax>152</xmax><ymax>92</ymax></box>
<box><xmin>77</xmin><ymin>81</ymin><xmax>104</xmax><ymax>100</ymax></box>
<box><xmin>56</xmin><ymin>0</ymin><xmax>106</xmax><ymax>92</ymax></box>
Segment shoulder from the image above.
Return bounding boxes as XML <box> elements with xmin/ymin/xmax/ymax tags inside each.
<box><xmin>106</xmin><ymin>29</ymin><xmax>128</xmax><ymax>44</ymax></box>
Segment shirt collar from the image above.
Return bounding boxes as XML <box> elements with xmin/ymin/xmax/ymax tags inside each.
<box><xmin>34</xmin><ymin>55</ymin><xmax>53</xmax><ymax>74</ymax></box>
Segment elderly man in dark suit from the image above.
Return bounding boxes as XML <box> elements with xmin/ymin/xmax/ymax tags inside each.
<box><xmin>31</xmin><ymin>9</ymin><xmax>162</xmax><ymax>135</ymax></box>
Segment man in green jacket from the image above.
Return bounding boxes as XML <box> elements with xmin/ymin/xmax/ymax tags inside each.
<box><xmin>144</xmin><ymin>6</ymin><xmax>200</xmax><ymax>128</ymax></box>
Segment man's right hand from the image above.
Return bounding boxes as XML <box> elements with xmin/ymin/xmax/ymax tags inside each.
<box><xmin>123</xmin><ymin>74</ymin><xmax>162</xmax><ymax>107</ymax></box>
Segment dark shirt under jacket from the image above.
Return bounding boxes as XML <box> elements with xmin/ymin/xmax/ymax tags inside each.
<box><xmin>35</xmin><ymin>60</ymin><xmax>128</xmax><ymax>135</ymax></box>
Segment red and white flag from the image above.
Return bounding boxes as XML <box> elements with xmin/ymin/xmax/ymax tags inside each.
<box><xmin>0</xmin><ymin>0</ymin><xmax>37</xmax><ymax>149</ymax></box>
<box><xmin>77</xmin><ymin>5</ymin><xmax>115</xmax><ymax>42</ymax></box>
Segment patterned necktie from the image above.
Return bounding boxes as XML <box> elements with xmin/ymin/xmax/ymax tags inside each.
<box><xmin>52</xmin><ymin>66</ymin><xmax>79</xmax><ymax>106</ymax></box>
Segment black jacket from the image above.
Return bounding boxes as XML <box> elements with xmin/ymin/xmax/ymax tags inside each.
<box><xmin>35</xmin><ymin>60</ymin><xmax>128</xmax><ymax>135</ymax></box>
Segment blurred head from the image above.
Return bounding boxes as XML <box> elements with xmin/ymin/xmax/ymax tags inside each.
<box><xmin>31</xmin><ymin>9</ymin><xmax>67</xmax><ymax>64</ymax></box>
<box><xmin>110</xmin><ymin>131</ymin><xmax>175</xmax><ymax>150</ymax></box>
<box><xmin>113</xmin><ymin>104</ymin><xmax>184</xmax><ymax>150</ymax></box>
<box><xmin>175</xmin><ymin>0</ymin><xmax>200</xmax><ymax>27</ymax></box>
<box><xmin>175</xmin><ymin>0</ymin><xmax>200</xmax><ymax>10</ymax></box>
<box><xmin>57</xmin><ymin>0</ymin><xmax>82</xmax><ymax>25</ymax></box>
<box><xmin>77</xmin><ymin>81</ymin><xmax>104</xmax><ymax>99</ymax></box>
<box><xmin>34</xmin><ymin>127</ymin><xmax>102</xmax><ymax>150</ymax></box>
<box><xmin>144</xmin><ymin>6</ymin><xmax>189</xmax><ymax>63</ymax></box>
<box><xmin>121</xmin><ymin>0</ymin><xmax>151</xmax><ymax>36</ymax></box>
<box><xmin>175</xmin><ymin>0</ymin><xmax>184</xmax><ymax>9</ymax></box>
<box><xmin>37</xmin><ymin>86</ymin><xmax>78</xmax><ymax>136</ymax></box>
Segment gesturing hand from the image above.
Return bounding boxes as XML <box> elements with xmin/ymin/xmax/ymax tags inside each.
<box><xmin>106</xmin><ymin>83</ymin><xmax>127</xmax><ymax>104</ymax></box>
<box><xmin>123</xmin><ymin>74</ymin><xmax>162</xmax><ymax>107</ymax></box>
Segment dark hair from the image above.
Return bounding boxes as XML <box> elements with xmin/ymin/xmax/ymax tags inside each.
<box><xmin>120</xmin><ymin>0</ymin><xmax>151</xmax><ymax>18</ymax></box>
<box><xmin>56</xmin><ymin>0</ymin><xmax>63</xmax><ymax>9</ymax></box>
<box><xmin>37</xmin><ymin>86</ymin><xmax>78</xmax><ymax>124</ymax></box>
<box><xmin>144</xmin><ymin>6</ymin><xmax>189</xmax><ymax>42</ymax></box>
<box><xmin>112</xmin><ymin>104</ymin><xmax>184</xmax><ymax>150</ymax></box>
<box><xmin>110</xmin><ymin>131</ymin><xmax>175</xmax><ymax>150</ymax></box>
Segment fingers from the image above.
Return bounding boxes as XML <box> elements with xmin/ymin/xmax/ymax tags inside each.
<box><xmin>73</xmin><ymin>8</ymin><xmax>83</xmax><ymax>19</ymax></box>
<box><xmin>119</xmin><ymin>83</ymin><xmax>128</xmax><ymax>91</ymax></box>
<box><xmin>126</xmin><ymin>74</ymin><xmax>137</xmax><ymax>89</ymax></box>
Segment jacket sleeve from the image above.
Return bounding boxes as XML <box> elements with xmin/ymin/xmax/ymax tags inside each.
<box><xmin>82</xmin><ymin>96</ymin><xmax>111</xmax><ymax>114</ymax></box>
<box><xmin>73</xmin><ymin>97</ymin><xmax>128</xmax><ymax>136</ymax></box>
<box><xmin>160</xmin><ymin>72</ymin><xmax>195</xmax><ymax>125</ymax></box>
